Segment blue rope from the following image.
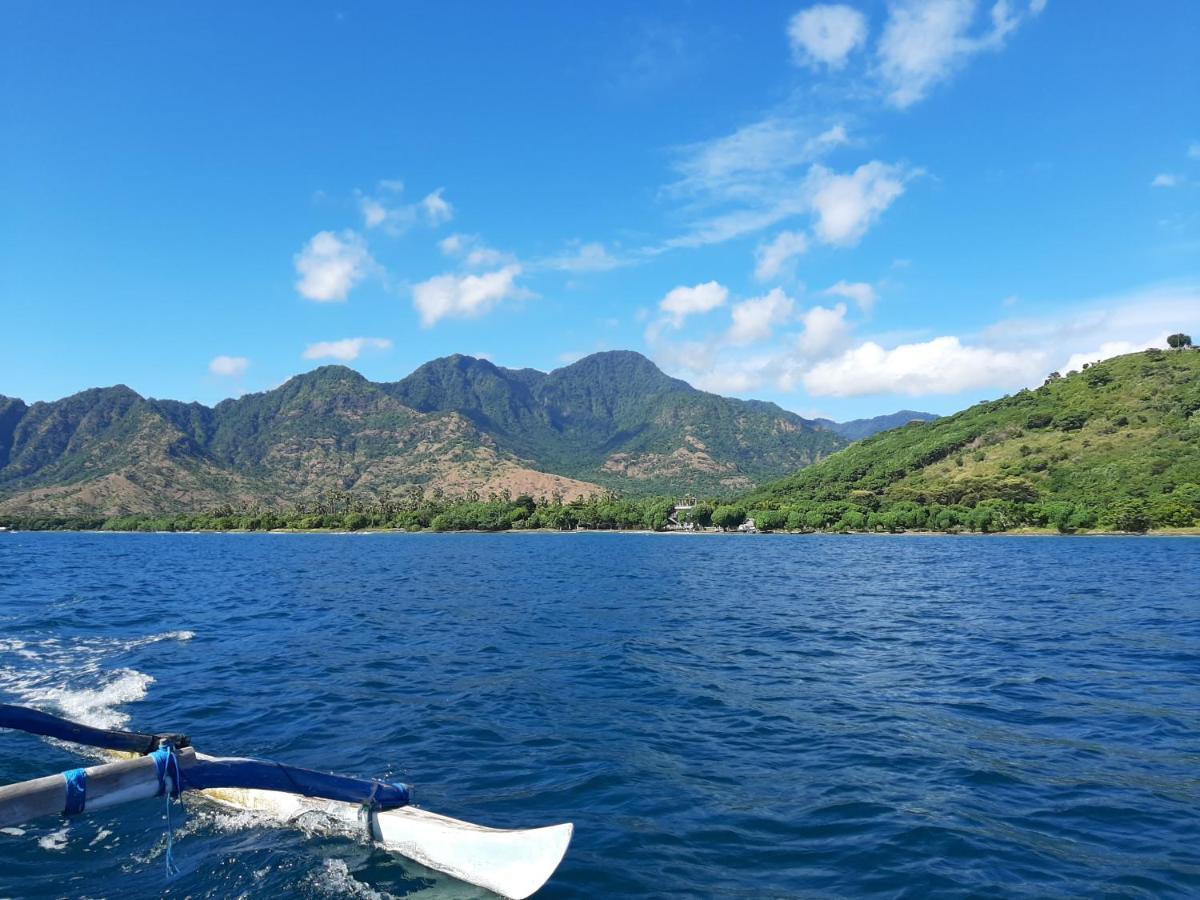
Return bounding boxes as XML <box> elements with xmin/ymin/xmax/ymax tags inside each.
<box><xmin>148</xmin><ymin>744</ymin><xmax>181</xmax><ymax>877</ymax></box>
<box><xmin>62</xmin><ymin>768</ymin><xmax>87</xmax><ymax>815</ymax></box>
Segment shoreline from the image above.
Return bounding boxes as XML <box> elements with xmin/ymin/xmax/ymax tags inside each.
<box><xmin>5</xmin><ymin>526</ymin><xmax>1199</xmax><ymax>537</ymax></box>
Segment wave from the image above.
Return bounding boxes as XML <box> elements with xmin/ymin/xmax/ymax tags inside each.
<box><xmin>0</xmin><ymin>630</ymin><xmax>194</xmax><ymax>729</ymax></box>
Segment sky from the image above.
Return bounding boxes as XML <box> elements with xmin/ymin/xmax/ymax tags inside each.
<box><xmin>2</xmin><ymin>1</ymin><xmax>1198</xmax><ymax>421</ymax></box>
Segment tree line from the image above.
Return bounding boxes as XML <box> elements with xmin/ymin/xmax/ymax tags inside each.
<box><xmin>5</xmin><ymin>481</ymin><xmax>1198</xmax><ymax>534</ymax></box>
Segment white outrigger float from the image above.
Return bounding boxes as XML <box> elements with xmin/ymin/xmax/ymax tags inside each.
<box><xmin>0</xmin><ymin>705</ymin><xmax>572</xmax><ymax>898</ymax></box>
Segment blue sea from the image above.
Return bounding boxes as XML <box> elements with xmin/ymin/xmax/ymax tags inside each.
<box><xmin>1</xmin><ymin>532</ymin><xmax>1198</xmax><ymax>898</ymax></box>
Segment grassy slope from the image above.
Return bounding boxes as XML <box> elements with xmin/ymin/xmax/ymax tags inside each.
<box><xmin>748</xmin><ymin>349</ymin><xmax>1200</xmax><ymax>528</ymax></box>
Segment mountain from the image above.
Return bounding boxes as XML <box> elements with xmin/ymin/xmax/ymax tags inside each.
<box><xmin>0</xmin><ymin>352</ymin><xmax>846</xmax><ymax>518</ymax></box>
<box><xmin>746</xmin><ymin>348</ymin><xmax>1200</xmax><ymax>531</ymax></box>
<box><xmin>388</xmin><ymin>351</ymin><xmax>844</xmax><ymax>493</ymax></box>
<box><xmin>814</xmin><ymin>410</ymin><xmax>939</xmax><ymax>442</ymax></box>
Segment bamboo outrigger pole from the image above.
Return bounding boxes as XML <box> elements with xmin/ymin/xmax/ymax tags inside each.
<box><xmin>0</xmin><ymin>748</ymin><xmax>196</xmax><ymax>829</ymax></box>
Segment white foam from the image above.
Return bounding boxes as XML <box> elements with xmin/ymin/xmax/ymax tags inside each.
<box><xmin>0</xmin><ymin>630</ymin><xmax>195</xmax><ymax>729</ymax></box>
<box><xmin>38</xmin><ymin>826</ymin><xmax>69</xmax><ymax>851</ymax></box>
<box><xmin>308</xmin><ymin>859</ymin><xmax>396</xmax><ymax>900</ymax></box>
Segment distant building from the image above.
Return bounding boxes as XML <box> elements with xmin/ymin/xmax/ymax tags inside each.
<box><xmin>667</xmin><ymin>495</ymin><xmax>698</xmax><ymax>531</ymax></box>
<box><xmin>737</xmin><ymin>518</ymin><xmax>757</xmax><ymax>533</ymax></box>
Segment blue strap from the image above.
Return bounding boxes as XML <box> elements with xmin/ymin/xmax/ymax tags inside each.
<box><xmin>148</xmin><ymin>744</ymin><xmax>181</xmax><ymax>798</ymax></box>
<box><xmin>62</xmin><ymin>767</ymin><xmax>87</xmax><ymax>815</ymax></box>
<box><xmin>148</xmin><ymin>743</ymin><xmax>181</xmax><ymax>876</ymax></box>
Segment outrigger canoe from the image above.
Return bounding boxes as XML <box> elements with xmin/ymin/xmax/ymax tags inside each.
<box><xmin>0</xmin><ymin>704</ymin><xmax>572</xmax><ymax>899</ymax></box>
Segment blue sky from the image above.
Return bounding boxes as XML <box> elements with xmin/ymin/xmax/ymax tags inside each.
<box><xmin>2</xmin><ymin>1</ymin><xmax>1197</xmax><ymax>420</ymax></box>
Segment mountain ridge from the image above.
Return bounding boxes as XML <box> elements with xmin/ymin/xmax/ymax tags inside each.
<box><xmin>0</xmin><ymin>351</ymin><xmax>867</xmax><ymax>516</ymax></box>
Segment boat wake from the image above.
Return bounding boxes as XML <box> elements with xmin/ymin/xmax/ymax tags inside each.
<box><xmin>0</xmin><ymin>631</ymin><xmax>194</xmax><ymax>729</ymax></box>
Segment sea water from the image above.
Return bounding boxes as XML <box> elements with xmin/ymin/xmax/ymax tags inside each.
<box><xmin>0</xmin><ymin>532</ymin><xmax>1197</xmax><ymax>898</ymax></box>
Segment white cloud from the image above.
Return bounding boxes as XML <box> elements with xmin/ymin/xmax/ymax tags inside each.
<box><xmin>809</xmin><ymin>161</ymin><xmax>910</xmax><ymax>245</ymax></box>
<box><xmin>438</xmin><ymin>233</ymin><xmax>511</xmax><ymax>268</ymax></box>
<box><xmin>788</xmin><ymin>5</ymin><xmax>869</xmax><ymax>69</ymax></box>
<box><xmin>209</xmin><ymin>355</ymin><xmax>249</xmax><ymax>377</ymax></box>
<box><xmin>671</xmin><ymin>119</ymin><xmax>848</xmax><ymax>198</ymax></box>
<box><xmin>542</xmin><ymin>242</ymin><xmax>625</xmax><ymax>273</ymax></box>
<box><xmin>798</xmin><ymin>302</ymin><xmax>851</xmax><ymax>356</ymax></box>
<box><xmin>876</xmin><ymin>0</ymin><xmax>1034</xmax><ymax>108</ymax></box>
<box><xmin>727</xmin><ymin>288</ymin><xmax>796</xmax><ymax>345</ymax></box>
<box><xmin>357</xmin><ymin>181</ymin><xmax>452</xmax><ymax>233</ymax></box>
<box><xmin>360</xmin><ymin>198</ymin><xmax>389</xmax><ymax>228</ymax></box>
<box><xmin>421</xmin><ymin>188</ymin><xmax>454</xmax><ymax>225</ymax></box>
<box><xmin>664</xmin><ymin>118</ymin><xmax>909</xmax><ymax>251</ymax></box>
<box><xmin>1189</xmin><ymin>142</ymin><xmax>1200</xmax><ymax>160</ymax></box>
<box><xmin>754</xmin><ymin>230</ymin><xmax>809</xmax><ymax>281</ymax></box>
<box><xmin>412</xmin><ymin>265</ymin><xmax>526</xmax><ymax>327</ymax></box>
<box><xmin>980</xmin><ymin>283</ymin><xmax>1200</xmax><ymax>349</ymax></box>
<box><xmin>1061</xmin><ymin>339</ymin><xmax>1160</xmax><ymax>375</ymax></box>
<box><xmin>823</xmin><ymin>280</ymin><xmax>878</xmax><ymax>312</ymax></box>
<box><xmin>1151</xmin><ymin>173</ymin><xmax>1182</xmax><ymax>188</ymax></box>
<box><xmin>302</xmin><ymin>337</ymin><xmax>393</xmax><ymax>362</ymax></box>
<box><xmin>294</xmin><ymin>230</ymin><xmax>374</xmax><ymax>302</ymax></box>
<box><xmin>804</xmin><ymin>335</ymin><xmax>1044</xmax><ymax>396</ymax></box>
<box><xmin>659</xmin><ymin>281</ymin><xmax>729</xmax><ymax>327</ymax></box>
<box><xmin>662</xmin><ymin>121</ymin><xmax>854</xmax><ymax>248</ymax></box>
<box><xmin>801</xmin><ymin>281</ymin><xmax>1200</xmax><ymax>397</ymax></box>
<box><xmin>359</xmin><ymin>194</ymin><xmax>417</xmax><ymax>233</ymax></box>
<box><xmin>653</xmin><ymin>282</ymin><xmax>1198</xmax><ymax>403</ymax></box>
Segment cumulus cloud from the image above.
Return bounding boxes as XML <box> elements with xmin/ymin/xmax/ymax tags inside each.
<box><xmin>1151</xmin><ymin>173</ymin><xmax>1182</xmax><ymax>188</ymax></box>
<box><xmin>824</xmin><ymin>280</ymin><xmax>878</xmax><ymax>312</ymax></box>
<box><xmin>659</xmin><ymin>281</ymin><xmax>729</xmax><ymax>327</ymax></box>
<box><xmin>804</xmin><ymin>335</ymin><xmax>1044</xmax><ymax>396</ymax></box>
<box><xmin>754</xmin><ymin>230</ymin><xmax>809</xmax><ymax>281</ymax></box>
<box><xmin>302</xmin><ymin>337</ymin><xmax>393</xmax><ymax>362</ymax></box>
<box><xmin>727</xmin><ymin>288</ymin><xmax>796</xmax><ymax>345</ymax></box>
<box><xmin>294</xmin><ymin>230</ymin><xmax>374</xmax><ymax>302</ymax></box>
<box><xmin>809</xmin><ymin>161</ymin><xmax>910</xmax><ymax>246</ymax></box>
<box><xmin>798</xmin><ymin>303</ymin><xmax>851</xmax><ymax>356</ymax></box>
<box><xmin>412</xmin><ymin>265</ymin><xmax>526</xmax><ymax>327</ymax></box>
<box><xmin>876</xmin><ymin>0</ymin><xmax>1035</xmax><ymax>108</ymax></box>
<box><xmin>800</xmin><ymin>282</ymin><xmax>1200</xmax><ymax>397</ymax></box>
<box><xmin>789</xmin><ymin>4</ymin><xmax>869</xmax><ymax>69</ymax></box>
<box><xmin>209</xmin><ymin>355</ymin><xmax>249</xmax><ymax>377</ymax></box>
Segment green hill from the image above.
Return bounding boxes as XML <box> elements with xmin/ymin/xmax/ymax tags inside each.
<box><xmin>744</xmin><ymin>348</ymin><xmax>1200</xmax><ymax>533</ymax></box>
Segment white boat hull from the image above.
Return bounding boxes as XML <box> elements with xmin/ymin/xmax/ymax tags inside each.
<box><xmin>198</xmin><ymin>775</ymin><xmax>572</xmax><ymax>900</ymax></box>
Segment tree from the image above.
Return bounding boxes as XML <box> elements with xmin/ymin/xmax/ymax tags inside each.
<box><xmin>711</xmin><ymin>504</ymin><xmax>747</xmax><ymax>531</ymax></box>
<box><xmin>1106</xmin><ymin>499</ymin><xmax>1151</xmax><ymax>533</ymax></box>
<box><xmin>1167</xmin><ymin>333</ymin><xmax>1193</xmax><ymax>349</ymax></box>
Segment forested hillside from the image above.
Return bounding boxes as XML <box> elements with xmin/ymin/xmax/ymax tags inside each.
<box><xmin>742</xmin><ymin>347</ymin><xmax>1200</xmax><ymax>532</ymax></box>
